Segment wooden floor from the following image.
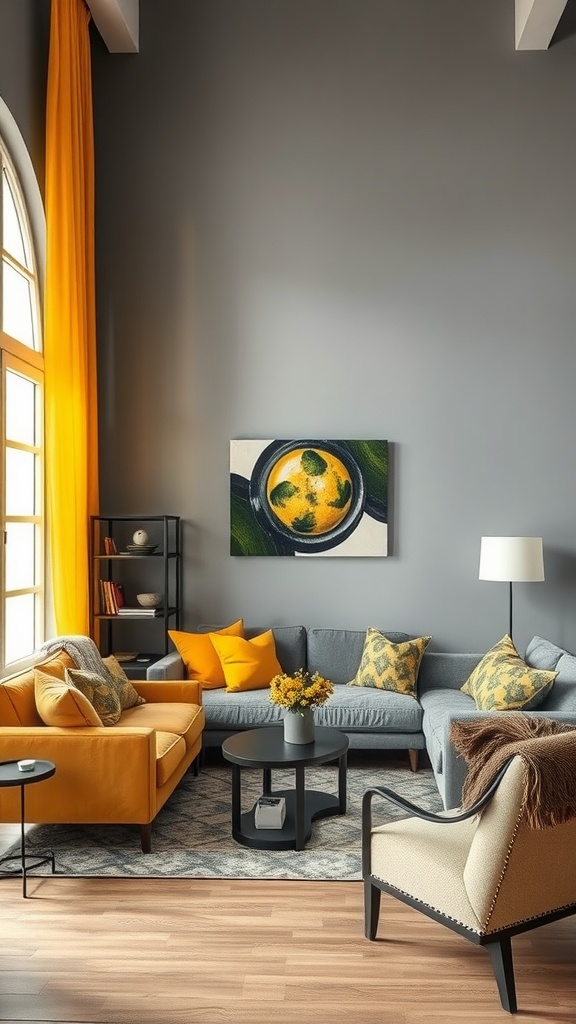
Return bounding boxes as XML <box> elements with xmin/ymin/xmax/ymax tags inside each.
<box><xmin>0</xmin><ymin>877</ymin><xmax>575</xmax><ymax>1024</ymax></box>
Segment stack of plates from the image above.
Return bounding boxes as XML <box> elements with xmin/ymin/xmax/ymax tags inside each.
<box><xmin>124</xmin><ymin>543</ymin><xmax>158</xmax><ymax>555</ymax></box>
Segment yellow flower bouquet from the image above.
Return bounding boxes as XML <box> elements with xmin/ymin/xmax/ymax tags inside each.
<box><xmin>269</xmin><ymin>668</ymin><xmax>334</xmax><ymax>715</ymax></box>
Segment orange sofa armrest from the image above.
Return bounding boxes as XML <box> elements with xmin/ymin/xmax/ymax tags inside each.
<box><xmin>134</xmin><ymin>679</ymin><xmax>202</xmax><ymax>704</ymax></box>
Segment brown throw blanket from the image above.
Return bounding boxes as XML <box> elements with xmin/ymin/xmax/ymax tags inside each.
<box><xmin>450</xmin><ymin>714</ymin><xmax>576</xmax><ymax>829</ymax></box>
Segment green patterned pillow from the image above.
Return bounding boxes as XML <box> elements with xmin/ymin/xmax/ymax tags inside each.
<box><xmin>348</xmin><ymin>628</ymin><xmax>431</xmax><ymax>698</ymax></box>
<box><xmin>66</xmin><ymin>668</ymin><xmax>122</xmax><ymax>726</ymax></box>
<box><xmin>461</xmin><ymin>635</ymin><xmax>557</xmax><ymax>711</ymax></box>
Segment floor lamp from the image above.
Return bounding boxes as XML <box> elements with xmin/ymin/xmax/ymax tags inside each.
<box><xmin>479</xmin><ymin>536</ymin><xmax>544</xmax><ymax>643</ymax></box>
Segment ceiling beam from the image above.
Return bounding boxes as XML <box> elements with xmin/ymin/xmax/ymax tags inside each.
<box><xmin>86</xmin><ymin>0</ymin><xmax>139</xmax><ymax>53</ymax></box>
<box><xmin>515</xmin><ymin>0</ymin><xmax>568</xmax><ymax>49</ymax></box>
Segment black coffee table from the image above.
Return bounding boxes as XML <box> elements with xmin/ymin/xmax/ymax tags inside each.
<box><xmin>0</xmin><ymin>759</ymin><xmax>56</xmax><ymax>897</ymax></box>
<box><xmin>221</xmin><ymin>726</ymin><xmax>348</xmax><ymax>851</ymax></box>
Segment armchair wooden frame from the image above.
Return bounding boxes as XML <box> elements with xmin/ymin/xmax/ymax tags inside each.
<box><xmin>362</xmin><ymin>759</ymin><xmax>576</xmax><ymax>1014</ymax></box>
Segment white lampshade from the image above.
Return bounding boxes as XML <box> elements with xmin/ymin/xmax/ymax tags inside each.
<box><xmin>479</xmin><ymin>536</ymin><xmax>544</xmax><ymax>582</ymax></box>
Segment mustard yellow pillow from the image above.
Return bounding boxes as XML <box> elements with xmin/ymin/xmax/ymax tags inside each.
<box><xmin>168</xmin><ymin>619</ymin><xmax>244</xmax><ymax>688</ymax></box>
<box><xmin>348</xmin><ymin>628</ymin><xmax>431</xmax><ymax>698</ymax></box>
<box><xmin>102</xmin><ymin>655</ymin><xmax>146</xmax><ymax>709</ymax></box>
<box><xmin>461</xmin><ymin>634</ymin><xmax>557</xmax><ymax>711</ymax></box>
<box><xmin>210</xmin><ymin>629</ymin><xmax>282</xmax><ymax>692</ymax></box>
<box><xmin>34</xmin><ymin>668</ymin><xmax>102</xmax><ymax>727</ymax></box>
<box><xmin>65</xmin><ymin>668</ymin><xmax>122</xmax><ymax>726</ymax></box>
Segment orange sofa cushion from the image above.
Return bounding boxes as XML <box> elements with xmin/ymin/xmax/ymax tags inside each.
<box><xmin>0</xmin><ymin>651</ymin><xmax>76</xmax><ymax>727</ymax></box>
<box><xmin>155</xmin><ymin>732</ymin><xmax>186</xmax><ymax>787</ymax></box>
<box><xmin>118</xmin><ymin>701</ymin><xmax>204</xmax><ymax>752</ymax></box>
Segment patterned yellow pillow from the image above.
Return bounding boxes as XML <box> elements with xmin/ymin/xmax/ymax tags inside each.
<box><xmin>461</xmin><ymin>635</ymin><xmax>557</xmax><ymax>711</ymax></box>
<box><xmin>102</xmin><ymin>655</ymin><xmax>146</xmax><ymax>709</ymax></box>
<box><xmin>66</xmin><ymin>668</ymin><xmax>122</xmax><ymax>726</ymax></box>
<box><xmin>348</xmin><ymin>628</ymin><xmax>431</xmax><ymax>698</ymax></box>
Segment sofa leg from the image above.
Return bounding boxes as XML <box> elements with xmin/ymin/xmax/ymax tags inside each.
<box><xmin>364</xmin><ymin>880</ymin><xmax>381</xmax><ymax>940</ymax></box>
<box><xmin>140</xmin><ymin>824</ymin><xmax>152</xmax><ymax>853</ymax></box>
<box><xmin>408</xmin><ymin>749</ymin><xmax>419</xmax><ymax>772</ymax></box>
<box><xmin>193</xmin><ymin>752</ymin><xmax>201</xmax><ymax>776</ymax></box>
<box><xmin>485</xmin><ymin>937</ymin><xmax>517</xmax><ymax>1013</ymax></box>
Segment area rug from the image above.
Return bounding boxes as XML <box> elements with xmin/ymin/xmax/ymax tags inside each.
<box><xmin>16</xmin><ymin>754</ymin><xmax>442</xmax><ymax>881</ymax></box>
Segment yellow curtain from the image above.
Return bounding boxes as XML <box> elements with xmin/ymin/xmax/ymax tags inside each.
<box><xmin>44</xmin><ymin>0</ymin><xmax>99</xmax><ymax>635</ymax></box>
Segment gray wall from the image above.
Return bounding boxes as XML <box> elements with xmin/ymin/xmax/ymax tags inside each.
<box><xmin>97</xmin><ymin>1</ymin><xmax>576</xmax><ymax>651</ymax></box>
<box><xmin>0</xmin><ymin>0</ymin><xmax>49</xmax><ymax>189</ymax></box>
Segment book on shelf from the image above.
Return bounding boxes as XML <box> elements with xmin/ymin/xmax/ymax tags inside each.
<box><xmin>99</xmin><ymin>580</ymin><xmax>125</xmax><ymax>615</ymax></box>
<box><xmin>116</xmin><ymin>607</ymin><xmax>161</xmax><ymax>617</ymax></box>
<box><xmin>103</xmin><ymin>536</ymin><xmax>118</xmax><ymax>555</ymax></box>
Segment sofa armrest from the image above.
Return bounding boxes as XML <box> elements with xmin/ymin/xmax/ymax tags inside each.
<box><xmin>440</xmin><ymin>709</ymin><xmax>576</xmax><ymax>811</ymax></box>
<box><xmin>0</xmin><ymin>726</ymin><xmax>157</xmax><ymax>823</ymax></box>
<box><xmin>134</xmin><ymin>679</ymin><xmax>202</xmax><ymax>704</ymax></box>
<box><xmin>147</xmin><ymin>651</ymin><xmax>184</xmax><ymax>680</ymax></box>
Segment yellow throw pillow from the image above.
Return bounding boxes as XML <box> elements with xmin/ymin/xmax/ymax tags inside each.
<box><xmin>34</xmin><ymin>667</ymin><xmax>102</xmax><ymax>727</ymax></box>
<box><xmin>461</xmin><ymin>634</ymin><xmax>557</xmax><ymax>711</ymax></box>
<box><xmin>210</xmin><ymin>629</ymin><xmax>282</xmax><ymax>692</ymax></box>
<box><xmin>65</xmin><ymin>668</ymin><xmax>122</xmax><ymax>727</ymax></box>
<box><xmin>348</xmin><ymin>628</ymin><xmax>432</xmax><ymax>698</ymax></box>
<box><xmin>102</xmin><ymin>655</ymin><xmax>146</xmax><ymax>709</ymax></box>
<box><xmin>168</xmin><ymin>619</ymin><xmax>244</xmax><ymax>688</ymax></box>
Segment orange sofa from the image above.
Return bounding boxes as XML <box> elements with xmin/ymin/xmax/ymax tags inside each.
<box><xmin>0</xmin><ymin>650</ymin><xmax>205</xmax><ymax>851</ymax></box>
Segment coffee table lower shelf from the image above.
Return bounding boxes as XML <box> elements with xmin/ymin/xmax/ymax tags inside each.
<box><xmin>233</xmin><ymin>787</ymin><xmax>341</xmax><ymax>851</ymax></box>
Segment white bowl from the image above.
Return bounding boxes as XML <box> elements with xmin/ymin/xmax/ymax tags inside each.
<box><xmin>136</xmin><ymin>593</ymin><xmax>162</xmax><ymax>608</ymax></box>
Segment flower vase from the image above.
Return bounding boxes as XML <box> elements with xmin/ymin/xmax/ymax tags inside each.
<box><xmin>284</xmin><ymin>708</ymin><xmax>315</xmax><ymax>744</ymax></box>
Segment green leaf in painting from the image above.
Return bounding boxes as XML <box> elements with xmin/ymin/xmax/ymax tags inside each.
<box><xmin>291</xmin><ymin>512</ymin><xmax>316</xmax><ymax>533</ymax></box>
<box><xmin>301</xmin><ymin>450</ymin><xmax>327</xmax><ymax>476</ymax></box>
<box><xmin>269</xmin><ymin>480</ymin><xmax>298</xmax><ymax>507</ymax></box>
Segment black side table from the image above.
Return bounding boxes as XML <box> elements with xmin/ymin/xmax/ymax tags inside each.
<box><xmin>222</xmin><ymin>726</ymin><xmax>348</xmax><ymax>851</ymax></box>
<box><xmin>0</xmin><ymin>759</ymin><xmax>56</xmax><ymax>897</ymax></box>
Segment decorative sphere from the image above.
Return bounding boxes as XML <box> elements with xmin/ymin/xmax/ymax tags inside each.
<box><xmin>266</xmin><ymin>447</ymin><xmax>353</xmax><ymax>536</ymax></box>
<box><xmin>132</xmin><ymin>530</ymin><xmax>149</xmax><ymax>546</ymax></box>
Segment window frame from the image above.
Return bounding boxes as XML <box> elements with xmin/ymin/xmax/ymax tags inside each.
<box><xmin>0</xmin><ymin>108</ymin><xmax>47</xmax><ymax>678</ymax></box>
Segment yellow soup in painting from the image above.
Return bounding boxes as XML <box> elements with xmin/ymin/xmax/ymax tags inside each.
<box><xmin>266</xmin><ymin>448</ymin><xmax>353</xmax><ymax>536</ymax></box>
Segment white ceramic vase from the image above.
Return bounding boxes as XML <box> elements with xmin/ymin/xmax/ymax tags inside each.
<box><xmin>283</xmin><ymin>708</ymin><xmax>315</xmax><ymax>744</ymax></box>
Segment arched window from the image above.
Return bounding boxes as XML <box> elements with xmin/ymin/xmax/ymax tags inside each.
<box><xmin>0</xmin><ymin>105</ymin><xmax>46</xmax><ymax>674</ymax></box>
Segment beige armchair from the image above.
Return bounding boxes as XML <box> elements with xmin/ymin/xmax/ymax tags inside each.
<box><xmin>362</xmin><ymin>742</ymin><xmax>576</xmax><ymax>1013</ymax></box>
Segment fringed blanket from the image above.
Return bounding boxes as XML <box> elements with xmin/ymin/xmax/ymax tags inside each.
<box><xmin>450</xmin><ymin>714</ymin><xmax>576</xmax><ymax>829</ymax></box>
<box><xmin>40</xmin><ymin>635</ymin><xmax>114</xmax><ymax>685</ymax></box>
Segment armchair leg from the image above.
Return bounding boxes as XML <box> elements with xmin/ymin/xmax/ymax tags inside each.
<box><xmin>485</xmin><ymin>937</ymin><xmax>517</xmax><ymax>1013</ymax></box>
<box><xmin>364</xmin><ymin>880</ymin><xmax>381</xmax><ymax>940</ymax></box>
<box><xmin>408</xmin><ymin>749</ymin><xmax>419</xmax><ymax>772</ymax></box>
<box><xmin>140</xmin><ymin>824</ymin><xmax>152</xmax><ymax>854</ymax></box>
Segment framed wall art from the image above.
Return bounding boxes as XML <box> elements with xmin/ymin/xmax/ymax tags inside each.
<box><xmin>230</xmin><ymin>439</ymin><xmax>388</xmax><ymax>557</ymax></box>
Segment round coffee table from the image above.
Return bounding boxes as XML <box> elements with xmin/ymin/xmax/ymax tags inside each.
<box><xmin>0</xmin><ymin>759</ymin><xmax>56</xmax><ymax>897</ymax></box>
<box><xmin>221</xmin><ymin>726</ymin><xmax>348</xmax><ymax>851</ymax></box>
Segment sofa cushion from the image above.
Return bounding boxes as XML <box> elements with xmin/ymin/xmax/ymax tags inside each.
<box><xmin>155</xmin><ymin>731</ymin><xmax>187</xmax><ymax>787</ymax></box>
<box><xmin>524</xmin><ymin>635</ymin><xmax>566</xmax><ymax>671</ymax></box>
<box><xmin>348</xmin><ymin>628</ymin><xmax>431</xmax><ymax>697</ymax></box>
<box><xmin>541</xmin><ymin>653</ymin><xmax>576</xmax><ymax>712</ymax></box>
<box><xmin>211</xmin><ymin>630</ymin><xmax>283</xmax><ymax>692</ymax></box>
<box><xmin>66</xmin><ymin>668</ymin><xmax>122</xmax><ymax>726</ymax></box>
<box><xmin>34</xmin><ymin>667</ymin><xmax>102</xmax><ymax>727</ymax></box>
<box><xmin>201</xmin><ymin>682</ymin><xmax>423</xmax><ymax>734</ymax></box>
<box><xmin>0</xmin><ymin>651</ymin><xmax>76</xmax><ymax>727</ymax></box>
<box><xmin>168</xmin><ymin>619</ymin><xmax>244</xmax><ymax>688</ymax></box>
<box><xmin>102</xmin><ymin>655</ymin><xmax>146</xmax><ymax>708</ymax></box>
<box><xmin>307</xmin><ymin>629</ymin><xmax>410</xmax><ymax>685</ymax></box>
<box><xmin>461</xmin><ymin>635</ymin><xmax>556</xmax><ymax>711</ymax></box>
<box><xmin>420</xmin><ymin>688</ymin><xmax>477</xmax><ymax>772</ymax></box>
<box><xmin>118</xmin><ymin>701</ymin><xmax>204</xmax><ymax>751</ymax></box>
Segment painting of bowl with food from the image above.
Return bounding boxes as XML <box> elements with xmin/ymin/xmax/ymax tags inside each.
<box><xmin>230</xmin><ymin>439</ymin><xmax>388</xmax><ymax>556</ymax></box>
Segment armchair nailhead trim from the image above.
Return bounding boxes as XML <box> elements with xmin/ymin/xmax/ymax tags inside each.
<box><xmin>371</xmin><ymin>875</ymin><xmax>482</xmax><ymax>935</ymax></box>
<box><xmin>482</xmin><ymin>799</ymin><xmax>525</xmax><ymax>931</ymax></box>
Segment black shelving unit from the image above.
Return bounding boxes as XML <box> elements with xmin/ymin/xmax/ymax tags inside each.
<box><xmin>90</xmin><ymin>515</ymin><xmax>181</xmax><ymax>677</ymax></box>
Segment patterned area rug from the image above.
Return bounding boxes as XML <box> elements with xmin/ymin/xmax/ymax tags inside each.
<box><xmin>17</xmin><ymin>753</ymin><xmax>442</xmax><ymax>880</ymax></box>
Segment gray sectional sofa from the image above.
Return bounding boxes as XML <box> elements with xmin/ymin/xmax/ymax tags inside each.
<box><xmin>148</xmin><ymin>627</ymin><xmax>576</xmax><ymax>809</ymax></box>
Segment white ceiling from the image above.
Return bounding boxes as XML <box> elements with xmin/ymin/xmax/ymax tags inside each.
<box><xmin>85</xmin><ymin>0</ymin><xmax>569</xmax><ymax>55</ymax></box>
